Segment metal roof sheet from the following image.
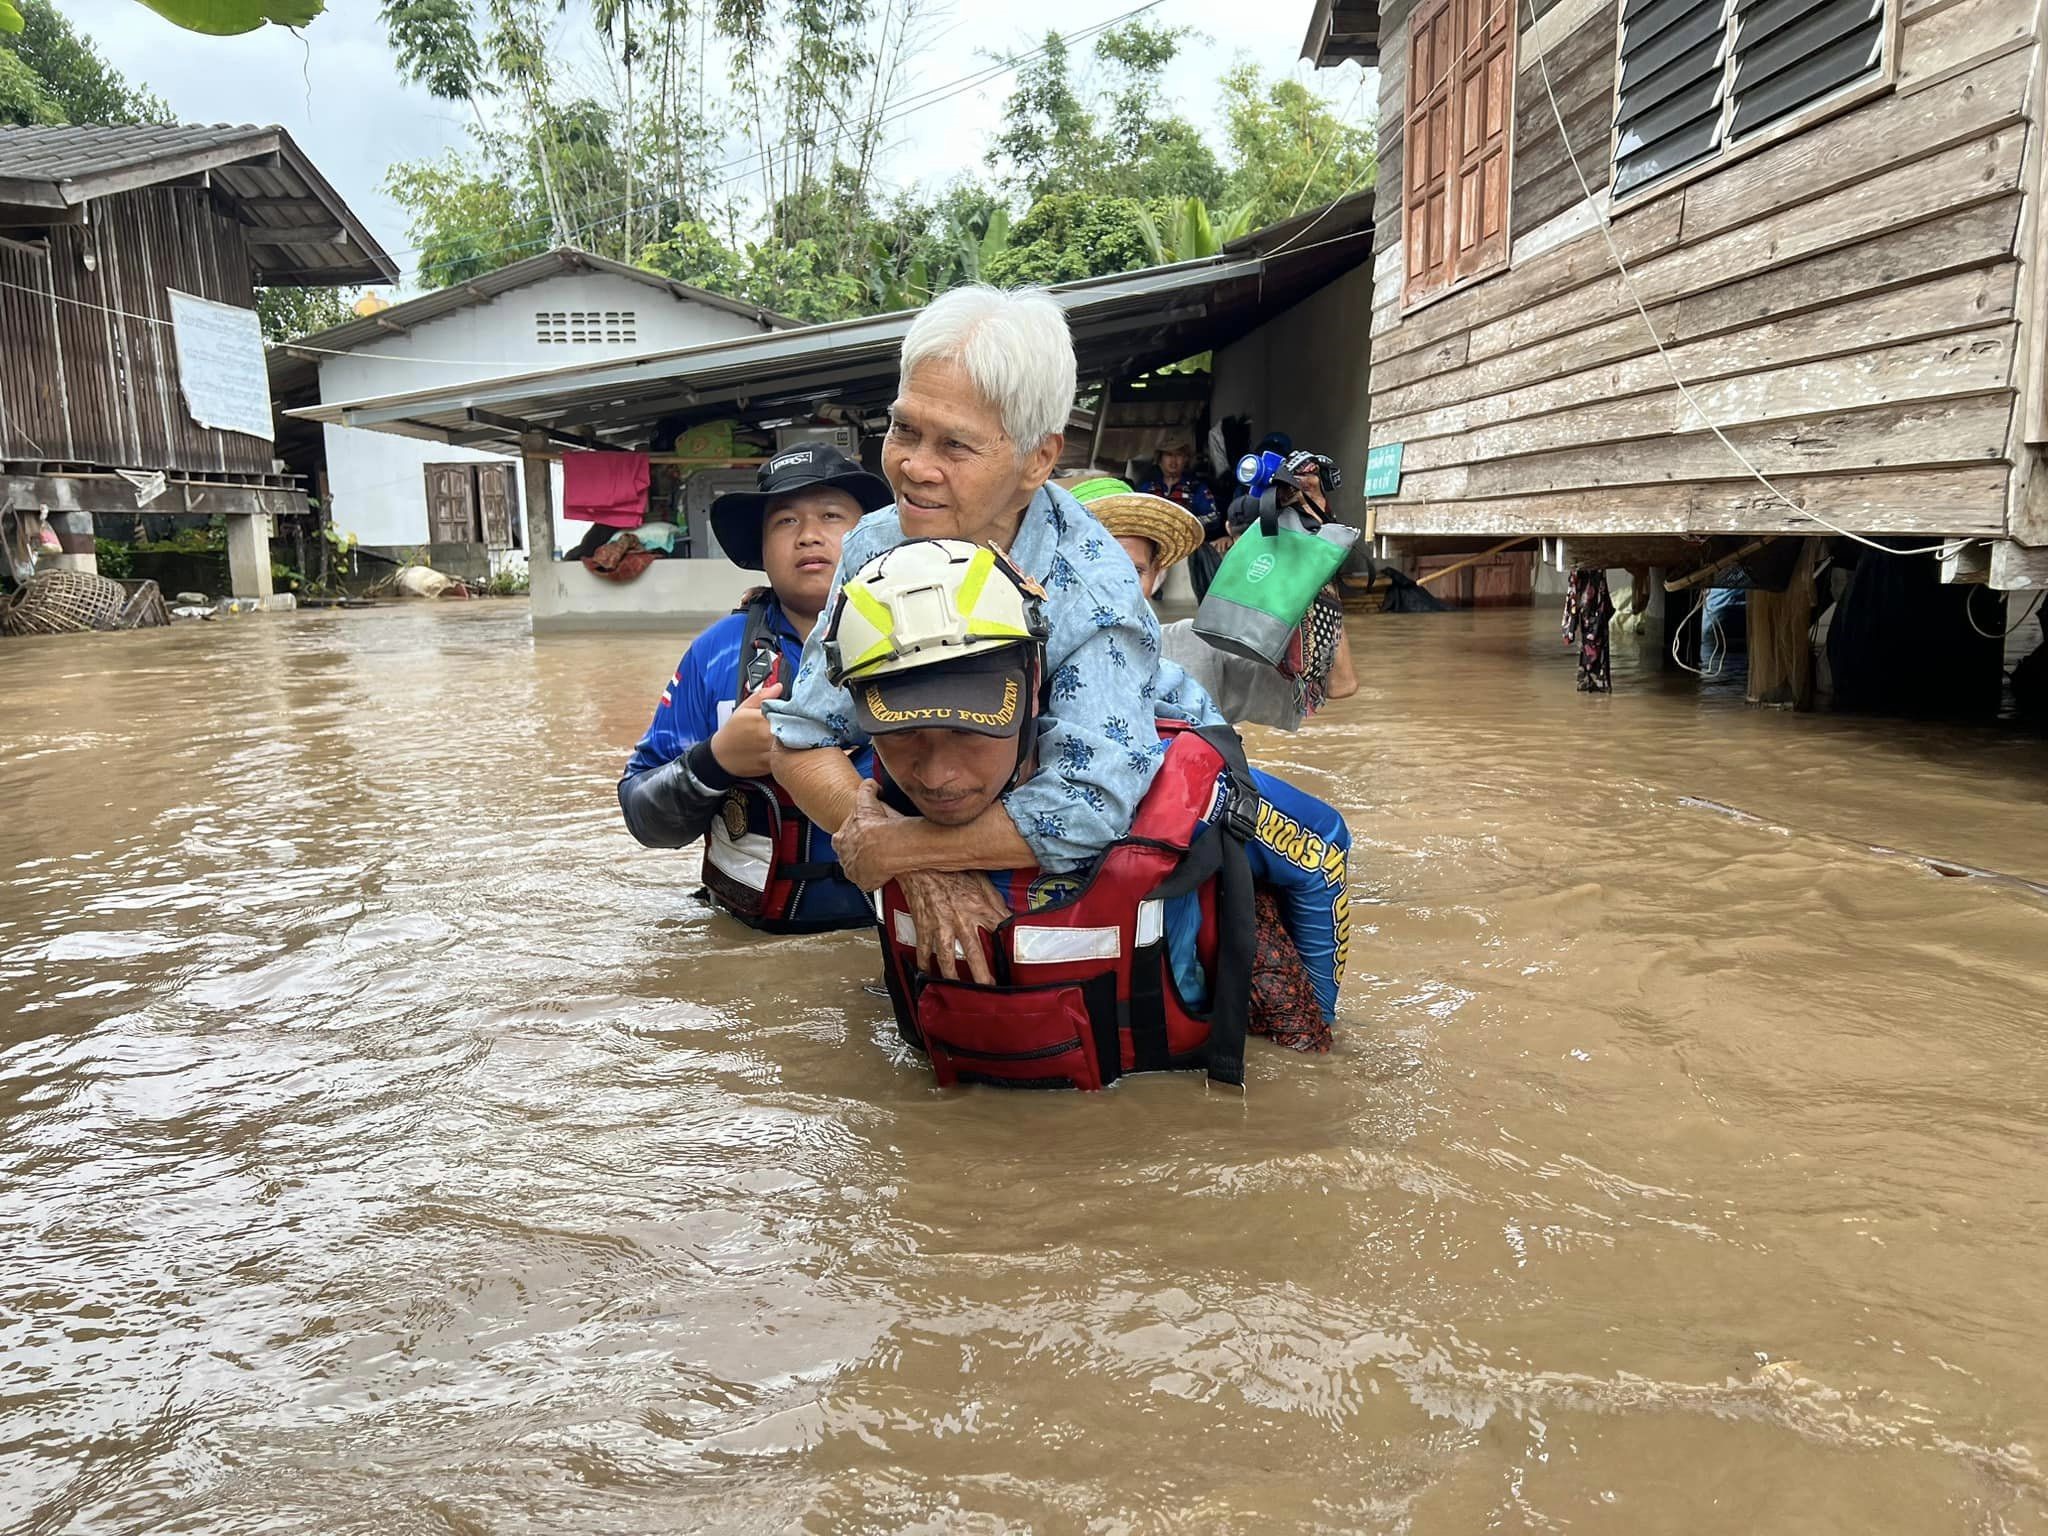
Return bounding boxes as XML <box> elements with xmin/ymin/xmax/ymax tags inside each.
<box><xmin>286</xmin><ymin>195</ymin><xmax>1375</xmax><ymax>451</ymax></box>
<box><xmin>0</xmin><ymin>123</ymin><xmax>396</xmax><ymax>286</ymax></box>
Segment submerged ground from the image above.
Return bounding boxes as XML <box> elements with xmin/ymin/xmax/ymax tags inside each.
<box><xmin>4</xmin><ymin>602</ymin><xmax>2047</xmax><ymax>1534</ymax></box>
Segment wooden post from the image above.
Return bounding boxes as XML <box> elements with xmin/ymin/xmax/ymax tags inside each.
<box><xmin>1088</xmin><ymin>380</ymin><xmax>1111</xmax><ymax>469</ymax></box>
<box><xmin>519</xmin><ymin>433</ymin><xmax>556</xmax><ymax>624</ymax></box>
<box><xmin>519</xmin><ymin>433</ymin><xmax>554</xmax><ymax>562</ymax></box>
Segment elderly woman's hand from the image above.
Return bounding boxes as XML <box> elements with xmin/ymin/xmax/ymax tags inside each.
<box><xmin>832</xmin><ymin>778</ymin><xmax>912</xmax><ymax>892</ymax></box>
<box><xmin>899</xmin><ymin>869</ymin><xmax>1010</xmax><ymax>987</ymax></box>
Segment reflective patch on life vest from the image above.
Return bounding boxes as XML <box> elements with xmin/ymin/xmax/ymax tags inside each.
<box><xmin>892</xmin><ymin>909</ymin><xmax>918</xmax><ymax>947</ymax></box>
<box><xmin>707</xmin><ymin>823</ymin><xmax>774</xmax><ymax>891</ymax></box>
<box><xmin>1136</xmin><ymin>899</ymin><xmax>1164</xmax><ymax>947</ymax></box>
<box><xmin>1012</xmin><ymin>925</ymin><xmax>1122</xmax><ymax>965</ymax></box>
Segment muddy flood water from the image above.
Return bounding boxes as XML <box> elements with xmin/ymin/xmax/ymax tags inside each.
<box><xmin>4</xmin><ymin>600</ymin><xmax>2047</xmax><ymax>1535</ymax></box>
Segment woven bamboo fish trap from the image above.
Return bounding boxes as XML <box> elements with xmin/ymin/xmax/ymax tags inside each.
<box><xmin>0</xmin><ymin>570</ymin><xmax>173</xmax><ymax>637</ymax></box>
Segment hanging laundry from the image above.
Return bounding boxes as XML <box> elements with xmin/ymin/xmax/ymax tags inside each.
<box><xmin>1563</xmin><ymin>568</ymin><xmax>1616</xmax><ymax>693</ymax></box>
<box><xmin>562</xmin><ymin>451</ymin><xmax>651</xmax><ymax>527</ymax></box>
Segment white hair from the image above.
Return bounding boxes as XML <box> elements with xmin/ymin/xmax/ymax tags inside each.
<box><xmin>898</xmin><ymin>284</ymin><xmax>1077</xmax><ymax>451</ymax></box>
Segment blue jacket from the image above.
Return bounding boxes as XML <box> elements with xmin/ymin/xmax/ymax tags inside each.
<box><xmin>619</xmin><ymin>601</ymin><xmax>873</xmax><ymax>930</ymax></box>
<box><xmin>1167</xmin><ymin>766</ymin><xmax>1350</xmax><ymax>1023</ymax></box>
<box><xmin>983</xmin><ymin>764</ymin><xmax>1350</xmax><ymax>1024</ymax></box>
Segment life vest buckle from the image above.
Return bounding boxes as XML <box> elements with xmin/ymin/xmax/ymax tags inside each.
<box><xmin>1220</xmin><ymin>774</ymin><xmax>1262</xmax><ymax>843</ymax></box>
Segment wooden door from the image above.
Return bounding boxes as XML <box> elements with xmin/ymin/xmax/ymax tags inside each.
<box><xmin>476</xmin><ymin>463</ymin><xmax>517</xmax><ymax>549</ymax></box>
<box><xmin>423</xmin><ymin>464</ymin><xmax>479</xmax><ymax>544</ymax></box>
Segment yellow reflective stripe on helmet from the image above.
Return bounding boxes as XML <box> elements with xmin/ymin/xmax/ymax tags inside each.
<box><xmin>839</xmin><ymin>581</ymin><xmax>899</xmax><ymax>675</ymax></box>
<box><xmin>953</xmin><ymin>546</ymin><xmax>995</xmax><ymax>622</ymax></box>
<box><xmin>965</xmin><ymin>616</ymin><xmax>1031</xmax><ymax>639</ymax></box>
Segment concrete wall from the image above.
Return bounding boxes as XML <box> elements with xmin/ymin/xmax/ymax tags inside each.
<box><xmin>318</xmin><ymin>271</ymin><xmax>770</xmax><ymax>554</ymax></box>
<box><xmin>531</xmin><ymin>550</ymin><xmax>759</xmax><ymax>631</ymax></box>
<box><xmin>1211</xmin><ymin>260</ymin><xmax>1375</xmax><ymax>527</ymax></box>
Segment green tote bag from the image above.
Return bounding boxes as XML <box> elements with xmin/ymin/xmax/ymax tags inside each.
<box><xmin>1193</xmin><ymin>499</ymin><xmax>1358</xmax><ymax>665</ymax></box>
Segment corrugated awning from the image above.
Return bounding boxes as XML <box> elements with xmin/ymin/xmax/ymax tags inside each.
<box><xmin>286</xmin><ymin>193</ymin><xmax>1374</xmax><ymax>452</ymax></box>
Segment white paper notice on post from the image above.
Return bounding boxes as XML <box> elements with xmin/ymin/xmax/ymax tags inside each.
<box><xmin>168</xmin><ymin>290</ymin><xmax>273</xmax><ymax>441</ymax></box>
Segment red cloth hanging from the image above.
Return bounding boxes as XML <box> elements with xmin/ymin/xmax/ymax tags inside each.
<box><xmin>562</xmin><ymin>451</ymin><xmax>650</xmax><ymax>527</ymax></box>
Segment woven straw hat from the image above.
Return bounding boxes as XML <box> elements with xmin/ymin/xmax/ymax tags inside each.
<box><xmin>1056</xmin><ymin>472</ymin><xmax>1206</xmax><ymax>570</ymax></box>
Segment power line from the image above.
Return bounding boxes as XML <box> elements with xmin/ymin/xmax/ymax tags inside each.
<box><xmin>374</xmin><ymin>1</ymin><xmax>1167</xmax><ymax>272</ymax></box>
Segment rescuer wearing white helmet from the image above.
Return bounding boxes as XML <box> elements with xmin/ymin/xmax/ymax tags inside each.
<box><xmin>766</xmin><ymin>285</ymin><xmax>1222</xmax><ymax>975</ymax></box>
<box><xmin>822</xmin><ymin>537</ymin><xmax>1351</xmax><ymax>1055</ymax></box>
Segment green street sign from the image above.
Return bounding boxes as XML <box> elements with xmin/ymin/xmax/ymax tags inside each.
<box><xmin>1364</xmin><ymin>442</ymin><xmax>1404</xmax><ymax>498</ymax></box>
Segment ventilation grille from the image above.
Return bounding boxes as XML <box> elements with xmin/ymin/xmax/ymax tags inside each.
<box><xmin>536</xmin><ymin>309</ymin><xmax>638</xmax><ymax>344</ymax></box>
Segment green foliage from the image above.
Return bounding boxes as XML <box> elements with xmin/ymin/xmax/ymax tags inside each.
<box><xmin>255</xmin><ymin>286</ymin><xmax>359</xmax><ymax>344</ymax></box>
<box><xmin>93</xmin><ymin>537</ymin><xmax>133</xmax><ymax>578</ymax></box>
<box><xmin>1133</xmin><ymin>196</ymin><xmax>1257</xmax><ymax>267</ymax></box>
<box><xmin>130</xmin><ymin>0</ymin><xmax>323</xmax><ymax>34</ymax></box>
<box><xmin>386</xmin><ymin>148</ymin><xmax>553</xmax><ymax>287</ymax></box>
<box><xmin>988</xmin><ymin>23</ymin><xmax>1222</xmax><ymax>206</ymax></box>
<box><xmin>0</xmin><ymin>44</ymin><xmax>57</xmax><ymax>121</ymax></box>
<box><xmin>1221</xmin><ymin>65</ymin><xmax>1376</xmax><ymax>230</ymax></box>
<box><xmin>485</xmin><ymin>566</ymin><xmax>530</xmax><ymax>595</ymax></box>
<box><xmin>371</xmin><ymin>7</ymin><xmax>1367</xmax><ymax>326</ymax></box>
<box><xmin>0</xmin><ymin>5</ymin><xmax>22</xmax><ymax>36</ymax></box>
<box><xmin>984</xmin><ymin>192</ymin><xmax>1151</xmax><ymax>287</ymax></box>
<box><xmin>137</xmin><ymin>523</ymin><xmax>227</xmax><ymax>554</ymax></box>
<box><xmin>380</xmin><ymin>0</ymin><xmax>481</xmax><ymax>99</ymax></box>
<box><xmin>1</xmin><ymin>1</ymin><xmax>171</xmax><ymax>126</ymax></box>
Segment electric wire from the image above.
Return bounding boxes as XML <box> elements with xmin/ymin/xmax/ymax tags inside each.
<box><xmin>1965</xmin><ymin>584</ymin><xmax>2046</xmax><ymax>640</ymax></box>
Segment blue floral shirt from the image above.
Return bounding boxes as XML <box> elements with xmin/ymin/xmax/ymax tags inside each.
<box><xmin>766</xmin><ymin>483</ymin><xmax>1223</xmax><ymax>872</ymax></box>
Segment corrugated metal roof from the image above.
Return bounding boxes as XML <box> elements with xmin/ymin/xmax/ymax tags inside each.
<box><xmin>1301</xmin><ymin>0</ymin><xmax>1382</xmax><ymax>65</ymax></box>
<box><xmin>0</xmin><ymin>123</ymin><xmax>267</xmax><ymax>183</ymax></box>
<box><xmin>286</xmin><ymin>197</ymin><xmax>1375</xmax><ymax>451</ymax></box>
<box><xmin>0</xmin><ymin>123</ymin><xmax>396</xmax><ymax>286</ymax></box>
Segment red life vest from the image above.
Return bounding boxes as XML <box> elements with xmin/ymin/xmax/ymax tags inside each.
<box><xmin>701</xmin><ymin>596</ymin><xmax>864</xmax><ymax>934</ymax></box>
<box><xmin>875</xmin><ymin>723</ymin><xmax>1260</xmax><ymax>1091</ymax></box>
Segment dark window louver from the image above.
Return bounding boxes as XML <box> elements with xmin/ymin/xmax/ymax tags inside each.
<box><xmin>1613</xmin><ymin>0</ymin><xmax>1884</xmax><ymax>197</ymax></box>
<box><xmin>1729</xmin><ymin>0</ymin><xmax>1884</xmax><ymax>136</ymax></box>
<box><xmin>1614</xmin><ymin>0</ymin><xmax>1729</xmax><ymax>196</ymax></box>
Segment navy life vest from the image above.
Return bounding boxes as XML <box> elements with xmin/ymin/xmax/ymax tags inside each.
<box><xmin>876</xmin><ymin>724</ymin><xmax>1261</xmax><ymax>1091</ymax></box>
<box><xmin>701</xmin><ymin>595</ymin><xmax>869</xmax><ymax>934</ymax></box>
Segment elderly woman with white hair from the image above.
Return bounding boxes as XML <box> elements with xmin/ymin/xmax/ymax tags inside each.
<box><xmin>767</xmin><ymin>284</ymin><xmax>1221</xmax><ymax>975</ymax></box>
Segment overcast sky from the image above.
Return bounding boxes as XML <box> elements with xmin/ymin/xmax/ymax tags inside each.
<box><xmin>63</xmin><ymin>0</ymin><xmax>1373</xmax><ymax>291</ymax></box>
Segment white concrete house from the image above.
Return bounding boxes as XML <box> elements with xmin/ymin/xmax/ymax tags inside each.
<box><xmin>269</xmin><ymin>250</ymin><xmax>787</xmax><ymax>571</ymax></box>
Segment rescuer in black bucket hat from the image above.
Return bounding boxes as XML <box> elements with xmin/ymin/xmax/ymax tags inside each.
<box><xmin>616</xmin><ymin>440</ymin><xmax>892</xmax><ymax>936</ymax></box>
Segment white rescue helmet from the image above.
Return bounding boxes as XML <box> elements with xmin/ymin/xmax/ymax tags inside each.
<box><xmin>823</xmin><ymin>538</ymin><xmax>1050</xmax><ymax>740</ymax></box>
<box><xmin>824</xmin><ymin>538</ymin><xmax>1047</xmax><ymax>685</ymax></box>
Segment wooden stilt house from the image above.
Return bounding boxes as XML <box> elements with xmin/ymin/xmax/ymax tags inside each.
<box><xmin>1305</xmin><ymin>0</ymin><xmax>2048</xmax><ymax>593</ymax></box>
<box><xmin>0</xmin><ymin>124</ymin><xmax>394</xmax><ymax>596</ymax></box>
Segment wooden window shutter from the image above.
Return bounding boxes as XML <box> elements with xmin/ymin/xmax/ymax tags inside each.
<box><xmin>1404</xmin><ymin>0</ymin><xmax>1513</xmax><ymax>304</ymax></box>
<box><xmin>1452</xmin><ymin>0</ymin><xmax>1513</xmax><ymax>282</ymax></box>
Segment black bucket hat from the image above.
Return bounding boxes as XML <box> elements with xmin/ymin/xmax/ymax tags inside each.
<box><xmin>709</xmin><ymin>444</ymin><xmax>893</xmax><ymax>569</ymax></box>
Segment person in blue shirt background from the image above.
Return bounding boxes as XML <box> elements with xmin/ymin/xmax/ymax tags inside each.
<box><xmin>618</xmin><ymin>444</ymin><xmax>892</xmax><ymax>932</ymax></box>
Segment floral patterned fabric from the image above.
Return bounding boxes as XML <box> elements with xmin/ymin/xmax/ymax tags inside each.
<box><xmin>767</xmin><ymin>483</ymin><xmax>1224</xmax><ymax>873</ymax></box>
<box><xmin>1563</xmin><ymin>568</ymin><xmax>1616</xmax><ymax>693</ymax></box>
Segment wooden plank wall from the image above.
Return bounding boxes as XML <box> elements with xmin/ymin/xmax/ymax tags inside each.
<box><xmin>0</xmin><ymin>186</ymin><xmax>271</xmax><ymax>476</ymax></box>
<box><xmin>1366</xmin><ymin>0</ymin><xmax>2040</xmax><ymax>540</ymax></box>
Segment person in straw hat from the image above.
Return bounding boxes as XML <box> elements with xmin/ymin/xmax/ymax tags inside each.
<box><xmin>1057</xmin><ymin>471</ymin><xmax>1357</xmax><ymax>733</ymax></box>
